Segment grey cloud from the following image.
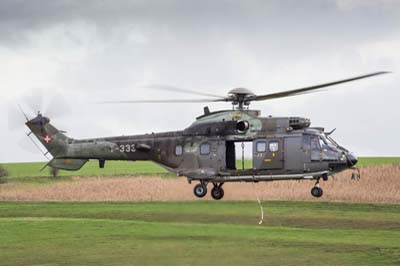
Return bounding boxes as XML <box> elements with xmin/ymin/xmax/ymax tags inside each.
<box><xmin>0</xmin><ymin>1</ymin><xmax>399</xmax><ymax>44</ymax></box>
<box><xmin>0</xmin><ymin>0</ymin><xmax>399</xmax><ymax>162</ymax></box>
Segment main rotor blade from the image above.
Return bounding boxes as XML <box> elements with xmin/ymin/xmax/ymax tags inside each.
<box><xmin>254</xmin><ymin>71</ymin><xmax>390</xmax><ymax>101</ymax></box>
<box><xmin>144</xmin><ymin>84</ymin><xmax>227</xmax><ymax>99</ymax></box>
<box><xmin>99</xmin><ymin>98</ymin><xmax>227</xmax><ymax>104</ymax></box>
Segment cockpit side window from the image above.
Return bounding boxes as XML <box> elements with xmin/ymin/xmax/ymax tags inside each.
<box><xmin>311</xmin><ymin>136</ymin><xmax>320</xmax><ymax>151</ymax></box>
<box><xmin>310</xmin><ymin>136</ymin><xmax>321</xmax><ymax>161</ymax></box>
<box><xmin>303</xmin><ymin>135</ymin><xmax>311</xmax><ymax>150</ymax></box>
<box><xmin>319</xmin><ymin>138</ymin><xmax>327</xmax><ymax>150</ymax></box>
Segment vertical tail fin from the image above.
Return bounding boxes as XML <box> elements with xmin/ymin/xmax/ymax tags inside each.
<box><xmin>25</xmin><ymin>112</ymin><xmax>70</xmax><ymax>158</ymax></box>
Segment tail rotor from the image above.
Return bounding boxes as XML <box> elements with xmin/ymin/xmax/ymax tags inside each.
<box><xmin>8</xmin><ymin>89</ymin><xmax>71</xmax><ymax>157</ymax></box>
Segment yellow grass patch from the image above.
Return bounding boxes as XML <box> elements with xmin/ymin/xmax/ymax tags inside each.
<box><xmin>1</xmin><ymin>164</ymin><xmax>399</xmax><ymax>203</ymax></box>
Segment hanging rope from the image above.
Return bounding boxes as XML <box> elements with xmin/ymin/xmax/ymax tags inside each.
<box><xmin>252</xmin><ymin>182</ymin><xmax>264</xmax><ymax>225</ymax></box>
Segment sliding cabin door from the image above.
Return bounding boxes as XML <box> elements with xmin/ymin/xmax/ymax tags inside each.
<box><xmin>253</xmin><ymin>138</ymin><xmax>283</xmax><ymax>170</ymax></box>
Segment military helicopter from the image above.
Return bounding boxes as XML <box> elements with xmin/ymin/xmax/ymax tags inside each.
<box><xmin>22</xmin><ymin>71</ymin><xmax>388</xmax><ymax>200</ymax></box>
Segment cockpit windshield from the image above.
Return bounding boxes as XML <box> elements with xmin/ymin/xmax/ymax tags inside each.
<box><xmin>306</xmin><ymin>133</ymin><xmax>341</xmax><ymax>161</ymax></box>
<box><xmin>306</xmin><ymin>133</ymin><xmax>340</xmax><ymax>151</ymax></box>
<box><xmin>319</xmin><ymin>137</ymin><xmax>327</xmax><ymax>149</ymax></box>
<box><xmin>325</xmin><ymin>133</ymin><xmax>349</xmax><ymax>152</ymax></box>
<box><xmin>321</xmin><ymin>134</ymin><xmax>337</xmax><ymax>148</ymax></box>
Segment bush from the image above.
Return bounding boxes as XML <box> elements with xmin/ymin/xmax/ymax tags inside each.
<box><xmin>0</xmin><ymin>165</ymin><xmax>8</xmax><ymax>177</ymax></box>
<box><xmin>0</xmin><ymin>164</ymin><xmax>8</xmax><ymax>184</ymax></box>
<box><xmin>49</xmin><ymin>167</ymin><xmax>59</xmax><ymax>178</ymax></box>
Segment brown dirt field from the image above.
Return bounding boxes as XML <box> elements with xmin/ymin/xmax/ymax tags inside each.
<box><xmin>1</xmin><ymin>164</ymin><xmax>400</xmax><ymax>203</ymax></box>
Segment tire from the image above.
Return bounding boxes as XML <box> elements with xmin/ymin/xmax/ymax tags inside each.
<box><xmin>318</xmin><ymin>187</ymin><xmax>323</xmax><ymax>197</ymax></box>
<box><xmin>194</xmin><ymin>184</ymin><xmax>207</xmax><ymax>198</ymax></box>
<box><xmin>211</xmin><ymin>186</ymin><xmax>224</xmax><ymax>200</ymax></box>
<box><xmin>311</xmin><ymin>187</ymin><xmax>323</xmax><ymax>198</ymax></box>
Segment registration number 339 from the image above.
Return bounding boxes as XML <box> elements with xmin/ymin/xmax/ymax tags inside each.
<box><xmin>119</xmin><ymin>144</ymin><xmax>136</xmax><ymax>153</ymax></box>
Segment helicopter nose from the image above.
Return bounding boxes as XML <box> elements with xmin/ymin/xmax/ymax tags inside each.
<box><xmin>347</xmin><ymin>153</ymin><xmax>358</xmax><ymax>167</ymax></box>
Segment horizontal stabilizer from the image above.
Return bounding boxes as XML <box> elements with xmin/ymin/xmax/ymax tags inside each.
<box><xmin>48</xmin><ymin>158</ymin><xmax>88</xmax><ymax>171</ymax></box>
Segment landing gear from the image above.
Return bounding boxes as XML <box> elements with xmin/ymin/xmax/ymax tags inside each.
<box><xmin>193</xmin><ymin>182</ymin><xmax>225</xmax><ymax>200</ymax></box>
<box><xmin>311</xmin><ymin>178</ymin><xmax>323</xmax><ymax>198</ymax></box>
<box><xmin>193</xmin><ymin>183</ymin><xmax>207</xmax><ymax>198</ymax></box>
<box><xmin>211</xmin><ymin>183</ymin><xmax>224</xmax><ymax>200</ymax></box>
<box><xmin>311</xmin><ymin>186</ymin><xmax>323</xmax><ymax>198</ymax></box>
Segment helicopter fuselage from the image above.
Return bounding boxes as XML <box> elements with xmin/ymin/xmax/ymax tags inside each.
<box><xmin>26</xmin><ymin>109</ymin><xmax>357</xmax><ymax>186</ymax></box>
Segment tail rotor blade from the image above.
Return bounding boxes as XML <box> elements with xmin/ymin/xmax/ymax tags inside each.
<box><xmin>23</xmin><ymin>88</ymin><xmax>45</xmax><ymax>116</ymax></box>
<box><xmin>17</xmin><ymin>104</ymin><xmax>30</xmax><ymax>122</ymax></box>
<box><xmin>8</xmin><ymin>104</ymin><xmax>29</xmax><ymax>131</ymax></box>
<box><xmin>45</xmin><ymin>91</ymin><xmax>71</xmax><ymax>119</ymax></box>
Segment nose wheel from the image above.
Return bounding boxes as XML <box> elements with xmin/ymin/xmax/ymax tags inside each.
<box><xmin>211</xmin><ymin>183</ymin><xmax>224</xmax><ymax>200</ymax></box>
<box><xmin>311</xmin><ymin>186</ymin><xmax>323</xmax><ymax>197</ymax></box>
<box><xmin>311</xmin><ymin>179</ymin><xmax>323</xmax><ymax>198</ymax></box>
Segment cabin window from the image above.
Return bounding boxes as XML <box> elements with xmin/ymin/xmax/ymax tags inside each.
<box><xmin>200</xmin><ymin>143</ymin><xmax>210</xmax><ymax>155</ymax></box>
<box><xmin>269</xmin><ymin>141</ymin><xmax>279</xmax><ymax>152</ymax></box>
<box><xmin>175</xmin><ymin>145</ymin><xmax>183</xmax><ymax>156</ymax></box>
<box><xmin>256</xmin><ymin>141</ymin><xmax>267</xmax><ymax>153</ymax></box>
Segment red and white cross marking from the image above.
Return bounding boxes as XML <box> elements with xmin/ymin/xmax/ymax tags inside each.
<box><xmin>43</xmin><ymin>135</ymin><xmax>52</xmax><ymax>144</ymax></box>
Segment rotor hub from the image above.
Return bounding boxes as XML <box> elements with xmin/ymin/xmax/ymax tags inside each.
<box><xmin>228</xmin><ymin>87</ymin><xmax>255</xmax><ymax>96</ymax></box>
<box><xmin>228</xmin><ymin>88</ymin><xmax>256</xmax><ymax>109</ymax></box>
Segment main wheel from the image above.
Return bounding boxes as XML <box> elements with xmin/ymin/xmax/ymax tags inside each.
<box><xmin>194</xmin><ymin>184</ymin><xmax>207</xmax><ymax>198</ymax></box>
<box><xmin>311</xmin><ymin>186</ymin><xmax>323</xmax><ymax>198</ymax></box>
<box><xmin>211</xmin><ymin>186</ymin><xmax>224</xmax><ymax>200</ymax></box>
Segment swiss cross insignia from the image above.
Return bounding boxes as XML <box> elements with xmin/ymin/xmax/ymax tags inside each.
<box><xmin>43</xmin><ymin>135</ymin><xmax>52</xmax><ymax>144</ymax></box>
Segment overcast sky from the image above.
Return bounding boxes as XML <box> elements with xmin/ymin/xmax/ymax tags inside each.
<box><xmin>0</xmin><ymin>0</ymin><xmax>399</xmax><ymax>162</ymax></box>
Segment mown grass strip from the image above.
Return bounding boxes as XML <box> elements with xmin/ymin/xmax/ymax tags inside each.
<box><xmin>0</xmin><ymin>201</ymin><xmax>399</xmax><ymax>266</ymax></box>
<box><xmin>0</xmin><ymin>201</ymin><xmax>399</xmax><ymax>230</ymax></box>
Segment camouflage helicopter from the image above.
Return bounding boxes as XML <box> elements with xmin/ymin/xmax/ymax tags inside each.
<box><xmin>23</xmin><ymin>71</ymin><xmax>388</xmax><ymax>200</ymax></box>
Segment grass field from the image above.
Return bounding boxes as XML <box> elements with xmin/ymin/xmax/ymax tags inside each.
<box><xmin>1</xmin><ymin>158</ymin><xmax>400</xmax><ymax>202</ymax></box>
<box><xmin>1</xmin><ymin>157</ymin><xmax>400</xmax><ymax>180</ymax></box>
<box><xmin>1</xmin><ymin>161</ymin><xmax>169</xmax><ymax>179</ymax></box>
<box><xmin>1</xmin><ymin>160</ymin><xmax>399</xmax><ymax>265</ymax></box>
<box><xmin>0</xmin><ymin>201</ymin><xmax>399</xmax><ymax>266</ymax></box>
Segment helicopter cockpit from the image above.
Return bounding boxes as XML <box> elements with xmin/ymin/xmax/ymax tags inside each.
<box><xmin>309</xmin><ymin>133</ymin><xmax>339</xmax><ymax>161</ymax></box>
<box><xmin>305</xmin><ymin>128</ymin><xmax>357</xmax><ymax>172</ymax></box>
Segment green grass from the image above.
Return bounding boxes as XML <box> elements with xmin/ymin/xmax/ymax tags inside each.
<box><xmin>1</xmin><ymin>157</ymin><xmax>399</xmax><ymax>180</ymax></box>
<box><xmin>0</xmin><ymin>201</ymin><xmax>399</xmax><ymax>266</ymax></box>
<box><xmin>1</xmin><ymin>161</ymin><xmax>169</xmax><ymax>179</ymax></box>
<box><xmin>356</xmin><ymin>157</ymin><xmax>400</xmax><ymax>167</ymax></box>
